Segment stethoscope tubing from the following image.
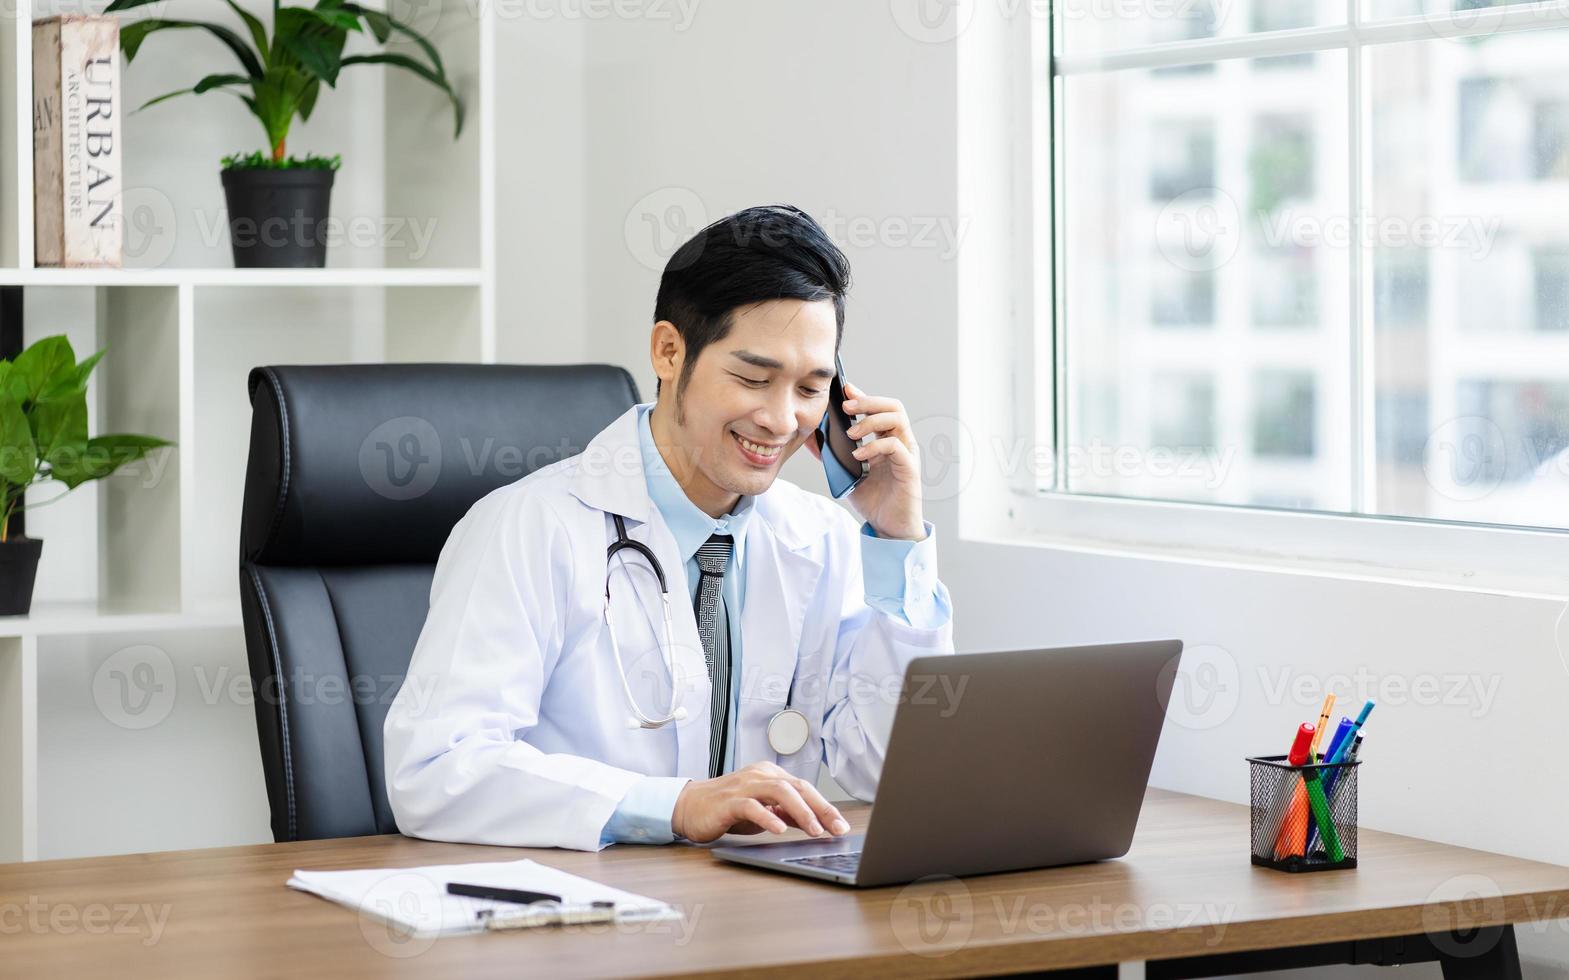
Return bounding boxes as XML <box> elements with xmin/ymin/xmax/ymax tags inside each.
<box><xmin>605</xmin><ymin>513</ymin><xmax>808</xmax><ymax>755</ymax></box>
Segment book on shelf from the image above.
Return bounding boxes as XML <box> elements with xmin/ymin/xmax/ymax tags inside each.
<box><xmin>33</xmin><ymin>15</ymin><xmax>123</xmax><ymax>268</ymax></box>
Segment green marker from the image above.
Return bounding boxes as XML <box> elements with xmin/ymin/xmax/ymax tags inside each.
<box><xmin>1303</xmin><ymin>760</ymin><xmax>1343</xmax><ymax>862</ymax></box>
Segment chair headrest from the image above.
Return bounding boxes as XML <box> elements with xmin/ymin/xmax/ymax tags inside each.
<box><xmin>240</xmin><ymin>363</ymin><xmax>639</xmax><ymax>566</ymax></box>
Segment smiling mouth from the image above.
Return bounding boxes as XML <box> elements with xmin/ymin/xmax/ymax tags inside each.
<box><xmin>732</xmin><ymin>431</ymin><xmax>784</xmax><ymax>464</ymax></box>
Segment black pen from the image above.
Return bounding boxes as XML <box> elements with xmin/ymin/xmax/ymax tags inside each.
<box><xmin>446</xmin><ymin>882</ymin><xmax>561</xmax><ymax>905</ymax></box>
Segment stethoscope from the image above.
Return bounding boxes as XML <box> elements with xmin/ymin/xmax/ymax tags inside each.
<box><xmin>604</xmin><ymin>514</ymin><xmax>812</xmax><ymax>756</ymax></box>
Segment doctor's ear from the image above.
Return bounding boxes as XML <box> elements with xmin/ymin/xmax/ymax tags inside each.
<box><xmin>649</xmin><ymin>320</ymin><xmax>685</xmax><ymax>386</ymax></box>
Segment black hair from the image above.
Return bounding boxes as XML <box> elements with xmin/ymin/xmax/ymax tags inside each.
<box><xmin>653</xmin><ymin>204</ymin><xmax>851</xmax><ymax>402</ymax></box>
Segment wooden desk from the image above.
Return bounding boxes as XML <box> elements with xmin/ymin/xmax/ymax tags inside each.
<box><xmin>2</xmin><ymin>789</ymin><xmax>1565</xmax><ymax>979</ymax></box>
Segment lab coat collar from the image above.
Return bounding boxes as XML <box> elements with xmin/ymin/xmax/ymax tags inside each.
<box><xmin>566</xmin><ymin>404</ymin><xmax>655</xmax><ymax>524</ymax></box>
<box><xmin>567</xmin><ymin>402</ymin><xmax>815</xmax><ymax>555</ymax></box>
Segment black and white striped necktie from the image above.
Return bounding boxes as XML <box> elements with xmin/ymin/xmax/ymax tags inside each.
<box><xmin>693</xmin><ymin>534</ymin><xmax>733</xmax><ymax>778</ymax></box>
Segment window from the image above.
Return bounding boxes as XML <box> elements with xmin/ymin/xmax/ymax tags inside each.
<box><xmin>1050</xmin><ymin>0</ymin><xmax>1569</xmax><ymax>531</ymax></box>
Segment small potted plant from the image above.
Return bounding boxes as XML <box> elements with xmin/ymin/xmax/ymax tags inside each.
<box><xmin>0</xmin><ymin>336</ymin><xmax>173</xmax><ymax>616</ymax></box>
<box><xmin>105</xmin><ymin>0</ymin><xmax>464</xmax><ymax>268</ymax></box>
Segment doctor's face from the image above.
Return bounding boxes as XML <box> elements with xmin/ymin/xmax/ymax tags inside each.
<box><xmin>651</xmin><ymin>298</ymin><xmax>838</xmax><ymax>515</ymax></box>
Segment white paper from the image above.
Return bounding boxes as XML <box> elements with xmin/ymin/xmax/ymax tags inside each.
<box><xmin>287</xmin><ymin>858</ymin><xmax>680</xmax><ymax>938</ymax></box>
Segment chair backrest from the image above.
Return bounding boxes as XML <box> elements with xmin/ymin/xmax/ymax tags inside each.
<box><xmin>238</xmin><ymin>363</ymin><xmax>639</xmax><ymax>842</ymax></box>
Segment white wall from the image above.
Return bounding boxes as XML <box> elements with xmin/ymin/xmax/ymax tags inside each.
<box><xmin>565</xmin><ymin>3</ymin><xmax>1569</xmax><ymax>978</ymax></box>
<box><xmin>496</xmin><ymin>9</ymin><xmax>590</xmax><ymax>365</ymax></box>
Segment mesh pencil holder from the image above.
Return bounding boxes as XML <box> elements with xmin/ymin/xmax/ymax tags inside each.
<box><xmin>1247</xmin><ymin>754</ymin><xmax>1360</xmax><ymax>872</ymax></box>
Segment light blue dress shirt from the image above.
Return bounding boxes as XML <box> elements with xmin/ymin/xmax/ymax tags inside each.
<box><xmin>600</xmin><ymin>403</ymin><xmax>950</xmax><ymax>846</ymax></box>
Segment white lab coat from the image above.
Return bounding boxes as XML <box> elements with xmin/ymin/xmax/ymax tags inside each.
<box><xmin>383</xmin><ymin>403</ymin><xmax>955</xmax><ymax>851</ymax></box>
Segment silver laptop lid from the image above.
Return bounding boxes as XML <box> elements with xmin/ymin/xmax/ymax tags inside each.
<box><xmin>851</xmin><ymin>640</ymin><xmax>1183</xmax><ymax>886</ymax></box>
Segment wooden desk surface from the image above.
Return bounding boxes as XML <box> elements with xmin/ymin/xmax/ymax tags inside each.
<box><xmin>4</xmin><ymin>789</ymin><xmax>1567</xmax><ymax>979</ymax></box>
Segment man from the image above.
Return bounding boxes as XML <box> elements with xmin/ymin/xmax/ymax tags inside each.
<box><xmin>384</xmin><ymin>205</ymin><xmax>954</xmax><ymax>851</ymax></box>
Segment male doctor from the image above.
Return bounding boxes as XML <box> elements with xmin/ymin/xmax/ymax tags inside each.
<box><xmin>384</xmin><ymin>205</ymin><xmax>955</xmax><ymax>851</ymax></box>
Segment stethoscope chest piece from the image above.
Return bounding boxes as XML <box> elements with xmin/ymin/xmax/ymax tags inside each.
<box><xmin>767</xmin><ymin>707</ymin><xmax>811</xmax><ymax>756</ymax></box>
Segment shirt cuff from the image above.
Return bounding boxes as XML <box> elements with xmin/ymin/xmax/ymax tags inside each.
<box><xmin>860</xmin><ymin>520</ymin><xmax>950</xmax><ymax>631</ymax></box>
<box><xmin>599</xmin><ymin>776</ymin><xmax>691</xmax><ymax>847</ymax></box>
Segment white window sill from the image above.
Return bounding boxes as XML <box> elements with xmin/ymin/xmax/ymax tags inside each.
<box><xmin>973</xmin><ymin>489</ymin><xmax>1569</xmax><ymax>601</ymax></box>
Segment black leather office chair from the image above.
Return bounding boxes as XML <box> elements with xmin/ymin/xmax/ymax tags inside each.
<box><xmin>238</xmin><ymin>363</ymin><xmax>640</xmax><ymax>842</ymax></box>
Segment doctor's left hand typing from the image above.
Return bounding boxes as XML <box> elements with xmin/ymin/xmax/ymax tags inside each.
<box><xmin>813</xmin><ymin>380</ymin><xmax>926</xmax><ymax>541</ymax></box>
<box><xmin>670</xmin><ymin>762</ymin><xmax>852</xmax><ymax>844</ymax></box>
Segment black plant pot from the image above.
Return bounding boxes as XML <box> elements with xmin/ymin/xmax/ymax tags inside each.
<box><xmin>0</xmin><ymin>537</ymin><xmax>43</xmax><ymax>616</ymax></box>
<box><xmin>221</xmin><ymin>167</ymin><xmax>336</xmax><ymax>269</ymax></box>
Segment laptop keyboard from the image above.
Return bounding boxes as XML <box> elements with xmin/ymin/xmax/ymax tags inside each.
<box><xmin>783</xmin><ymin>851</ymin><xmax>862</xmax><ymax>874</ymax></box>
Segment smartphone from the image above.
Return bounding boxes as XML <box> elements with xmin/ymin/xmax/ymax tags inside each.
<box><xmin>815</xmin><ymin>354</ymin><xmax>868</xmax><ymax>499</ymax></box>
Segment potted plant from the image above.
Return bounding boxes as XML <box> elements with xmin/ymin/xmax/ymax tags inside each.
<box><xmin>0</xmin><ymin>335</ymin><xmax>173</xmax><ymax>616</ymax></box>
<box><xmin>105</xmin><ymin>0</ymin><xmax>464</xmax><ymax>268</ymax></box>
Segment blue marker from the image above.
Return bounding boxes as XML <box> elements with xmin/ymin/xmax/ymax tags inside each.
<box><xmin>1322</xmin><ymin>717</ymin><xmax>1355</xmax><ymax>766</ymax></box>
<box><xmin>1326</xmin><ymin>700</ymin><xmax>1374</xmax><ymax>765</ymax></box>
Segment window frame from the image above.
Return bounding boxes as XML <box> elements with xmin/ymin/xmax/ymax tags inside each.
<box><xmin>992</xmin><ymin>0</ymin><xmax>1569</xmax><ymax>592</ymax></box>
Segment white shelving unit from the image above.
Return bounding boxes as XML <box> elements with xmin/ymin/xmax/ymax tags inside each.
<box><xmin>0</xmin><ymin>0</ymin><xmax>496</xmax><ymax>862</ymax></box>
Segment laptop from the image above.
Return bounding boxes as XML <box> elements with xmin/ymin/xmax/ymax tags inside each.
<box><xmin>710</xmin><ymin>640</ymin><xmax>1183</xmax><ymax>887</ymax></box>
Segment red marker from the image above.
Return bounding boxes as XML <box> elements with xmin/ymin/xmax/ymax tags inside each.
<box><xmin>1287</xmin><ymin>723</ymin><xmax>1314</xmax><ymax>766</ymax></box>
<box><xmin>1274</xmin><ymin>723</ymin><xmax>1318</xmax><ymax>858</ymax></box>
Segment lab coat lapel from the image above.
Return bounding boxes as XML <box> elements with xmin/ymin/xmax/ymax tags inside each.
<box><xmin>569</xmin><ymin>404</ymin><xmax>713</xmax><ymax>780</ymax></box>
<box><xmin>735</xmin><ymin>498</ymin><xmax>824</xmax><ymax>764</ymax></box>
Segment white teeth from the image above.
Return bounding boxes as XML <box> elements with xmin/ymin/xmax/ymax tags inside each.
<box><xmin>736</xmin><ymin>434</ymin><xmax>781</xmax><ymax>458</ymax></box>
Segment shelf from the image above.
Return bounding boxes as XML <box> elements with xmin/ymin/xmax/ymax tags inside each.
<box><xmin>1</xmin><ymin>0</ymin><xmax>498</xmax><ymax>863</ymax></box>
<box><xmin>0</xmin><ymin>599</ymin><xmax>242</xmax><ymax>638</ymax></box>
<box><xmin>0</xmin><ymin>267</ymin><xmax>486</xmax><ymax>288</ymax></box>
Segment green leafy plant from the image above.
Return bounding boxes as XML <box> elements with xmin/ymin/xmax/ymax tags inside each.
<box><xmin>221</xmin><ymin>150</ymin><xmax>341</xmax><ymax>170</ymax></box>
<box><xmin>0</xmin><ymin>337</ymin><xmax>173</xmax><ymax>543</ymax></box>
<box><xmin>104</xmin><ymin>0</ymin><xmax>463</xmax><ymax>165</ymax></box>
